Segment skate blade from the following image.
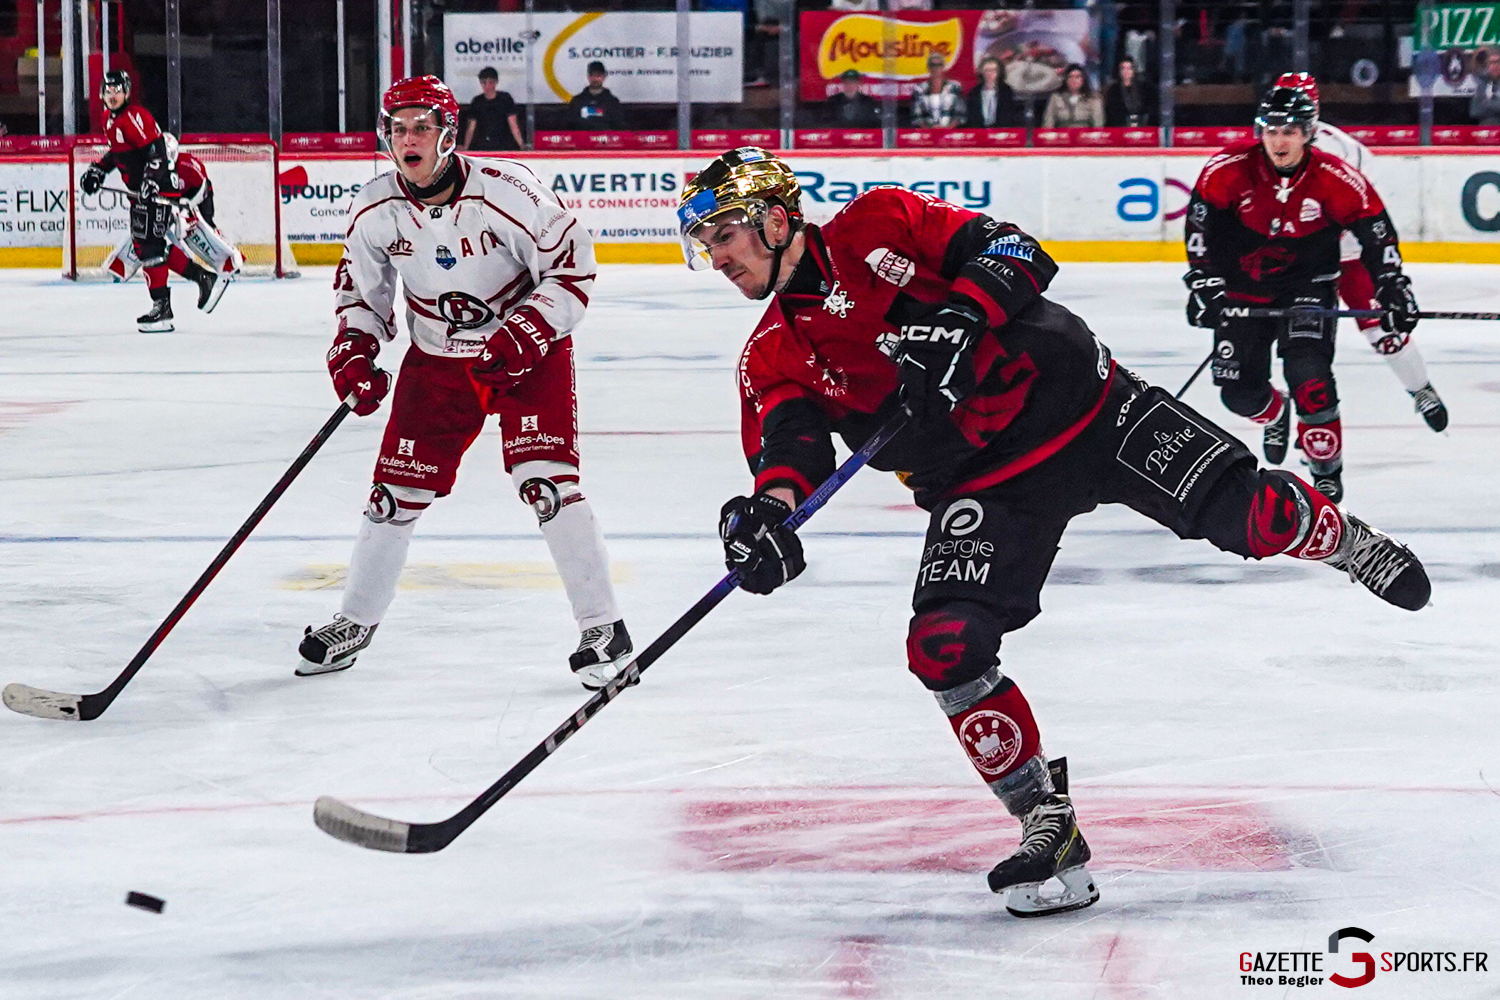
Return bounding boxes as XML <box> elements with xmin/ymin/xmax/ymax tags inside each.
<box><xmin>295</xmin><ymin>656</ymin><xmax>357</xmax><ymax>678</ymax></box>
<box><xmin>573</xmin><ymin>659</ymin><xmax>639</xmax><ymax>692</ymax></box>
<box><xmin>1004</xmin><ymin>864</ymin><xmax>1099</xmax><ymax>918</ymax></box>
<box><xmin>138</xmin><ymin>321</ymin><xmax>174</xmax><ymax>334</ymax></box>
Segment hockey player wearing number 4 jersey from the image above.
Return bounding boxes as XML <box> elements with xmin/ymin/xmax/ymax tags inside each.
<box><xmin>1274</xmin><ymin>72</ymin><xmax>1447</xmax><ymax>432</ymax></box>
<box><xmin>679</xmin><ymin>147</ymin><xmax>1430</xmax><ymax>917</ymax></box>
<box><xmin>1184</xmin><ymin>84</ymin><xmax>1421</xmax><ymax>502</ymax></box>
<box><xmin>299</xmin><ymin>76</ymin><xmax>632</xmax><ymax>690</ymax></box>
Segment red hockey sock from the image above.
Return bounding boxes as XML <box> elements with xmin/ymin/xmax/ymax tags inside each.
<box><xmin>1247</xmin><ymin>472</ymin><xmax>1344</xmax><ymax>560</ymax></box>
<box><xmin>1296</xmin><ymin>416</ymin><xmax>1343</xmax><ymax>467</ymax></box>
<box><xmin>166</xmin><ymin>245</ymin><xmax>193</xmax><ymax>276</ymax></box>
<box><xmin>946</xmin><ymin>678</ymin><xmax>1041</xmax><ymax>785</ymax></box>
<box><xmin>1248</xmin><ymin>388</ymin><xmax>1286</xmax><ymax>425</ymax></box>
<box><xmin>144</xmin><ymin>264</ymin><xmax>168</xmax><ymax>290</ymax></box>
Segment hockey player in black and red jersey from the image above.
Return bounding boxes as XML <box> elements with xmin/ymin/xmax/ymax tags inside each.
<box><xmin>1184</xmin><ymin>85</ymin><xmax>1421</xmax><ymax>502</ymax></box>
<box><xmin>677</xmin><ymin>147</ymin><xmax>1430</xmax><ymax>917</ymax></box>
<box><xmin>79</xmin><ymin>70</ymin><xmax>226</xmax><ymax>332</ymax></box>
<box><xmin>1274</xmin><ymin>71</ymin><xmax>1447</xmax><ymax>431</ymax></box>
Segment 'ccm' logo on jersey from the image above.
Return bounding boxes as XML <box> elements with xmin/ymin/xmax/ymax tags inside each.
<box><xmin>904</xmin><ymin>325</ymin><xmax>967</xmax><ymax>344</ymax></box>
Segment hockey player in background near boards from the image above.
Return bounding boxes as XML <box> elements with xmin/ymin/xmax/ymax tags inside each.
<box><xmin>1185</xmin><ymin>85</ymin><xmax>1422</xmax><ymax>503</ymax></box>
<box><xmin>79</xmin><ymin>70</ymin><xmax>227</xmax><ymax>333</ymax></box>
<box><xmin>678</xmin><ymin>147</ymin><xmax>1430</xmax><ymax>917</ymax></box>
<box><xmin>1275</xmin><ymin>71</ymin><xmax>1447</xmax><ymax>431</ymax></box>
<box><xmin>299</xmin><ymin>76</ymin><xmax>633</xmax><ymax>690</ymax></box>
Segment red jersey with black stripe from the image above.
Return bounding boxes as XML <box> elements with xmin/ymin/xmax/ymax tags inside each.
<box><xmin>1185</xmin><ymin>140</ymin><xmax>1402</xmax><ymax>298</ymax></box>
<box><xmin>101</xmin><ymin>103</ymin><xmax>165</xmax><ymax>189</ymax></box>
<box><xmin>739</xmin><ymin>187</ymin><xmax>1113</xmax><ymax>510</ymax></box>
<box><xmin>334</xmin><ymin>154</ymin><xmax>595</xmax><ymax>359</ymax></box>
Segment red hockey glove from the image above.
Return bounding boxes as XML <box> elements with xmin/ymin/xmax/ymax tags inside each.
<box><xmin>470</xmin><ymin>305</ymin><xmax>555</xmax><ymax>390</ymax></box>
<box><xmin>327</xmin><ymin>328</ymin><xmax>391</xmax><ymax>416</ymax></box>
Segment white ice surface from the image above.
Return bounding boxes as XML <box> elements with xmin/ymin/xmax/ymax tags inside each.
<box><xmin>1</xmin><ymin>263</ymin><xmax>1498</xmax><ymax>999</ymax></box>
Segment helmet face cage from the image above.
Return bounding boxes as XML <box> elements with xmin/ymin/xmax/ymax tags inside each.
<box><xmin>378</xmin><ymin>105</ymin><xmax>458</xmax><ymax>178</ymax></box>
<box><xmin>677</xmin><ymin>147</ymin><xmax>801</xmax><ymax>270</ymax></box>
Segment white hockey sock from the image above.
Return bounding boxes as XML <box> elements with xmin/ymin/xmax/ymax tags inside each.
<box><xmin>340</xmin><ymin>517</ymin><xmax>416</xmax><ymax>626</ymax></box>
<box><xmin>513</xmin><ymin>461</ymin><xmax>619</xmax><ymax>630</ymax></box>
<box><xmin>339</xmin><ymin>484</ymin><xmax>432</xmax><ymax>626</ymax></box>
<box><xmin>540</xmin><ymin>498</ymin><xmax>620</xmax><ymax>630</ymax></box>
<box><xmin>1364</xmin><ymin>326</ymin><xmax>1432</xmax><ymax>392</ymax></box>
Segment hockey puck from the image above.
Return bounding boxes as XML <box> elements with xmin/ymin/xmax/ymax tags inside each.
<box><xmin>125</xmin><ymin>891</ymin><xmax>165</xmax><ymax>914</ymax></box>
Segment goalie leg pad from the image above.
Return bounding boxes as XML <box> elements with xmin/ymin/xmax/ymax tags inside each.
<box><xmin>102</xmin><ymin>234</ymin><xmax>142</xmax><ymax>282</ymax></box>
<box><xmin>512</xmin><ymin>460</ymin><xmax>620</xmax><ymax>630</ymax></box>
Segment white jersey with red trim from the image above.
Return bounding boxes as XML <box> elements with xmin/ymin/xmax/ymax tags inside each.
<box><xmin>1313</xmin><ymin>121</ymin><xmax>1370</xmax><ymax>172</ymax></box>
<box><xmin>334</xmin><ymin>154</ymin><xmax>595</xmax><ymax>359</ymax></box>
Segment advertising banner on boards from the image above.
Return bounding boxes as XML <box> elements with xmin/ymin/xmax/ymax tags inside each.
<box><xmin>444</xmin><ymin>12</ymin><xmax>743</xmax><ymax>105</ymax></box>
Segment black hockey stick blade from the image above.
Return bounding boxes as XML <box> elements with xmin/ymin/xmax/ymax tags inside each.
<box><xmin>3</xmin><ymin>398</ymin><xmax>355</xmax><ymax>722</ymax></box>
<box><xmin>313</xmin><ymin>407</ymin><xmax>912</xmax><ymax>853</ymax></box>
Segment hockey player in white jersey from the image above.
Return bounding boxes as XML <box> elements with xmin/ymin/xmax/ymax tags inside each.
<box><xmin>1277</xmin><ymin>72</ymin><xmax>1447</xmax><ymax>430</ymax></box>
<box><xmin>299</xmin><ymin>75</ymin><xmax>632</xmax><ymax>689</ymax></box>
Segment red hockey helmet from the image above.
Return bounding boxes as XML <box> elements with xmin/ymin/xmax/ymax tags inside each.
<box><xmin>1275</xmin><ymin>72</ymin><xmax>1320</xmax><ymax>114</ymax></box>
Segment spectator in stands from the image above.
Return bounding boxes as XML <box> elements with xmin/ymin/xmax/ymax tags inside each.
<box><xmin>1103</xmin><ymin>56</ymin><xmax>1155</xmax><ymax>126</ymax></box>
<box><xmin>567</xmin><ymin>61</ymin><xmax>626</xmax><ymax>131</ymax></box>
<box><xmin>1471</xmin><ymin>49</ymin><xmax>1500</xmax><ymax>125</ymax></box>
<box><xmin>462</xmin><ymin>67</ymin><xmax>527</xmax><ymax>152</ymax></box>
<box><xmin>827</xmin><ymin>69</ymin><xmax>881</xmax><ymax>129</ymax></box>
<box><xmin>1042</xmin><ymin>64</ymin><xmax>1104</xmax><ymax>128</ymax></box>
<box><xmin>910</xmin><ymin>53</ymin><xmax>965</xmax><ymax>128</ymax></box>
<box><xmin>966</xmin><ymin>56</ymin><xmax>1019</xmax><ymax>128</ymax></box>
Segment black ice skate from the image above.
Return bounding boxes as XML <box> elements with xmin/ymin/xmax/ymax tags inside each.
<box><xmin>137</xmin><ymin>291</ymin><xmax>174</xmax><ymax>333</ymax></box>
<box><xmin>569</xmin><ymin>620</ymin><xmax>634</xmax><ymax>691</ymax></box>
<box><xmin>297</xmin><ymin>614</ymin><xmax>378</xmax><ymax>676</ymax></box>
<box><xmin>189</xmin><ymin>262</ymin><xmax>230</xmax><ymax>313</ymax></box>
<box><xmin>989</xmin><ymin>792</ymin><xmax>1100</xmax><ymax>918</ymax></box>
<box><xmin>1263</xmin><ymin>398</ymin><xmax>1291</xmax><ymax>465</ymax></box>
<box><xmin>1324</xmin><ymin>511</ymin><xmax>1431</xmax><ymax>611</ymax></box>
<box><xmin>1410</xmin><ymin>384</ymin><xmax>1448</xmax><ymax>432</ymax></box>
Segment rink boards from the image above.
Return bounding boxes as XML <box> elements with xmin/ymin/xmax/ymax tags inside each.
<box><xmin>0</xmin><ymin>146</ymin><xmax>1497</xmax><ymax>267</ymax></box>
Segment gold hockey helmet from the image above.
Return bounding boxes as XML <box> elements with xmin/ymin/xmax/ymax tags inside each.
<box><xmin>677</xmin><ymin>147</ymin><xmax>802</xmax><ymax>270</ymax></box>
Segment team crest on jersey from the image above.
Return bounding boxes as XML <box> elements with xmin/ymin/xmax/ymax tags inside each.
<box><xmin>864</xmin><ymin>247</ymin><xmax>914</xmax><ymax>287</ymax></box>
<box><xmin>437</xmin><ymin>291</ymin><xmax>496</xmax><ymax>331</ymax></box>
<box><xmin>435</xmin><ymin>245</ymin><xmax>456</xmax><ymax>270</ymax></box>
<box><xmin>386</xmin><ymin>236</ymin><xmax>413</xmax><ymax>257</ymax></box>
<box><xmin>823</xmin><ymin>281</ymin><xmax>854</xmax><ymax>319</ymax></box>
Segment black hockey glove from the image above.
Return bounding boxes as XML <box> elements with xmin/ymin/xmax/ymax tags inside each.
<box><xmin>1375</xmin><ymin>273</ymin><xmax>1419</xmax><ymax>335</ymax></box>
<box><xmin>893</xmin><ymin>300</ymin><xmax>986</xmax><ymax>422</ymax></box>
<box><xmin>1185</xmin><ymin>272</ymin><xmax>1226</xmax><ymax>329</ymax></box>
<box><xmin>720</xmin><ymin>493</ymin><xmax>805</xmax><ymax>595</ymax></box>
<box><xmin>138</xmin><ymin>177</ymin><xmax>160</xmax><ymax>202</ymax></box>
<box><xmin>81</xmin><ymin>163</ymin><xmax>106</xmax><ymax>196</ymax></box>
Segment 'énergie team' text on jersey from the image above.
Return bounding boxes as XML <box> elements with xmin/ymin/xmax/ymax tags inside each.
<box><xmin>335</xmin><ymin>155</ymin><xmax>595</xmax><ymax>359</ymax></box>
<box><xmin>98</xmin><ymin>103</ymin><xmax>166</xmax><ymax>190</ymax></box>
<box><xmin>1184</xmin><ymin>140</ymin><xmax>1402</xmax><ymax>298</ymax></box>
<box><xmin>739</xmin><ymin>187</ymin><xmax>1113</xmax><ymax>510</ymax></box>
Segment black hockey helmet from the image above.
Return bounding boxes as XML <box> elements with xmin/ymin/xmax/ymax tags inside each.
<box><xmin>100</xmin><ymin>69</ymin><xmax>131</xmax><ymax>101</ymax></box>
<box><xmin>1254</xmin><ymin>85</ymin><xmax>1317</xmax><ymax>137</ymax></box>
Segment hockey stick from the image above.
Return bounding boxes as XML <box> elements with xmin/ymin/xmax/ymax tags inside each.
<box><xmin>1236</xmin><ymin>307</ymin><xmax>1500</xmax><ymax>321</ymax></box>
<box><xmin>100</xmin><ymin>184</ymin><xmax>180</xmax><ymax>208</ymax></box>
<box><xmin>313</xmin><ymin>406</ymin><xmax>913</xmax><ymax>854</ymax></box>
<box><xmin>1174</xmin><ymin>352</ymin><xmax>1212</xmax><ymax>399</ymax></box>
<box><xmin>2</xmin><ymin>397</ymin><xmax>356</xmax><ymax>721</ymax></box>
